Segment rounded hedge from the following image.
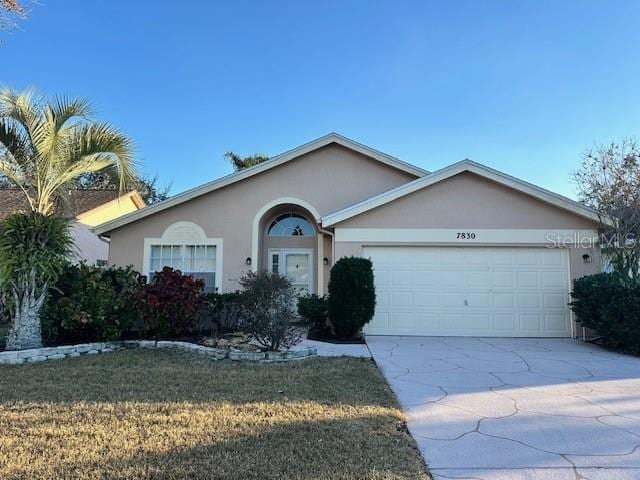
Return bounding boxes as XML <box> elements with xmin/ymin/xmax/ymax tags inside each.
<box><xmin>571</xmin><ymin>273</ymin><xmax>640</xmax><ymax>353</ymax></box>
<box><xmin>327</xmin><ymin>256</ymin><xmax>376</xmax><ymax>338</ymax></box>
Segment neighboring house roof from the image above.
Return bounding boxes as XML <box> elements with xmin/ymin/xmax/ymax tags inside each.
<box><xmin>322</xmin><ymin>159</ymin><xmax>603</xmax><ymax>226</ymax></box>
<box><xmin>75</xmin><ymin>190</ymin><xmax>146</xmax><ymax>227</ymax></box>
<box><xmin>0</xmin><ymin>188</ymin><xmax>144</xmax><ymax>220</ymax></box>
<box><xmin>94</xmin><ymin>133</ymin><xmax>428</xmax><ymax>236</ymax></box>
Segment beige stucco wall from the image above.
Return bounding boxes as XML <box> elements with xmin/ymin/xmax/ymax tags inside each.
<box><xmin>334</xmin><ymin>172</ymin><xmax>598</xmax><ymax>230</ymax></box>
<box><xmin>108</xmin><ymin>143</ymin><xmax>417</xmax><ymax>292</ymax></box>
<box><xmin>332</xmin><ymin>172</ymin><xmax>602</xmax><ymax>282</ymax></box>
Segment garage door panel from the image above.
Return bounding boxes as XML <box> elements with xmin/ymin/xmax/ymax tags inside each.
<box><xmin>415</xmin><ymin>292</ymin><xmax>439</xmax><ymax>307</ymax></box>
<box><xmin>373</xmin><ymin>269</ymin><xmax>389</xmax><ymax>287</ymax></box>
<box><xmin>495</xmin><ymin>314</ymin><xmax>517</xmax><ymax>330</ymax></box>
<box><xmin>414</xmin><ymin>270</ymin><xmax>440</xmax><ymax>285</ymax></box>
<box><xmin>544</xmin><ymin>293</ymin><xmax>566</xmax><ymax>308</ymax></box>
<box><xmin>391</xmin><ymin>312</ymin><xmax>413</xmax><ymax>328</ymax></box>
<box><xmin>468</xmin><ymin>314</ymin><xmax>491</xmax><ymax>330</ymax></box>
<box><xmin>467</xmin><ymin>293</ymin><xmax>491</xmax><ymax>307</ymax></box>
<box><xmin>542</xmin><ymin>271</ymin><xmax>566</xmax><ymax>288</ymax></box>
<box><xmin>519</xmin><ymin>314</ymin><xmax>542</xmax><ymax>331</ymax></box>
<box><xmin>466</xmin><ymin>270</ymin><xmax>491</xmax><ymax>288</ymax></box>
<box><xmin>442</xmin><ymin>293</ymin><xmax>466</xmax><ymax>307</ymax></box>
<box><xmin>465</xmin><ymin>249</ymin><xmax>491</xmax><ymax>265</ymax></box>
<box><xmin>440</xmin><ymin>249</ymin><xmax>465</xmax><ymax>264</ymax></box>
<box><xmin>490</xmin><ymin>250</ymin><xmax>516</xmax><ymax>265</ymax></box>
<box><xmin>492</xmin><ymin>271</ymin><xmax>515</xmax><ymax>288</ymax></box>
<box><xmin>516</xmin><ymin>250</ymin><xmax>538</xmax><ymax>265</ymax></box>
<box><xmin>376</xmin><ymin>291</ymin><xmax>389</xmax><ymax>307</ymax></box>
<box><xmin>494</xmin><ymin>293</ymin><xmax>515</xmax><ymax>308</ymax></box>
<box><xmin>391</xmin><ymin>291</ymin><xmax>413</xmax><ymax>307</ymax></box>
<box><xmin>372</xmin><ymin>312</ymin><xmax>390</xmax><ymax>329</ymax></box>
<box><xmin>440</xmin><ymin>270</ymin><xmax>464</xmax><ymax>286</ymax></box>
<box><xmin>541</xmin><ymin>249</ymin><xmax>565</xmax><ymax>265</ymax></box>
<box><xmin>517</xmin><ymin>271</ymin><xmax>539</xmax><ymax>288</ymax></box>
<box><xmin>364</xmin><ymin>247</ymin><xmax>571</xmax><ymax>337</ymax></box>
<box><xmin>367</xmin><ymin>249</ymin><xmax>389</xmax><ymax>266</ymax></box>
<box><xmin>391</xmin><ymin>270</ymin><xmax>413</xmax><ymax>286</ymax></box>
<box><xmin>415</xmin><ymin>313</ymin><xmax>441</xmax><ymax>329</ymax></box>
<box><xmin>518</xmin><ymin>293</ymin><xmax>541</xmax><ymax>308</ymax></box>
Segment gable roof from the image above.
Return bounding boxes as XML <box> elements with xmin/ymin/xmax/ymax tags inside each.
<box><xmin>94</xmin><ymin>133</ymin><xmax>428</xmax><ymax>235</ymax></box>
<box><xmin>75</xmin><ymin>190</ymin><xmax>146</xmax><ymax>221</ymax></box>
<box><xmin>321</xmin><ymin>159</ymin><xmax>604</xmax><ymax>227</ymax></box>
<box><xmin>0</xmin><ymin>188</ymin><xmax>142</xmax><ymax>220</ymax></box>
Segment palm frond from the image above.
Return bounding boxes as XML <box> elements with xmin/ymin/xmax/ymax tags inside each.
<box><xmin>0</xmin><ymin>118</ymin><xmax>31</xmax><ymax>163</ymax></box>
<box><xmin>61</xmin><ymin>122</ymin><xmax>138</xmax><ymax>191</ymax></box>
<box><xmin>0</xmin><ymin>154</ymin><xmax>26</xmax><ymax>186</ymax></box>
<box><xmin>36</xmin><ymin>95</ymin><xmax>93</xmax><ymax>183</ymax></box>
<box><xmin>47</xmin><ymin>95</ymin><xmax>93</xmax><ymax>131</ymax></box>
<box><xmin>0</xmin><ymin>87</ymin><xmax>49</xmax><ymax>166</ymax></box>
<box><xmin>0</xmin><ymin>87</ymin><xmax>41</xmax><ymax>132</ymax></box>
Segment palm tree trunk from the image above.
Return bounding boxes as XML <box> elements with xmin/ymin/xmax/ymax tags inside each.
<box><xmin>5</xmin><ymin>273</ymin><xmax>46</xmax><ymax>351</ymax></box>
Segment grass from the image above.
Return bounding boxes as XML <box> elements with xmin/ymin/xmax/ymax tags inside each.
<box><xmin>0</xmin><ymin>350</ymin><xmax>430</xmax><ymax>480</ymax></box>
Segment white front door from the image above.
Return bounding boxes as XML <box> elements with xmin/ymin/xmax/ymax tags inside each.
<box><xmin>268</xmin><ymin>249</ymin><xmax>313</xmax><ymax>295</ymax></box>
<box><xmin>364</xmin><ymin>246</ymin><xmax>571</xmax><ymax>337</ymax></box>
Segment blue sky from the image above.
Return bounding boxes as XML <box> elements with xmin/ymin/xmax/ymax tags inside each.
<box><xmin>3</xmin><ymin>0</ymin><xmax>640</xmax><ymax>198</ymax></box>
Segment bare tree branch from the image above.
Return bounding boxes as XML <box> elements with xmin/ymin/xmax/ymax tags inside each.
<box><xmin>573</xmin><ymin>139</ymin><xmax>640</xmax><ymax>277</ymax></box>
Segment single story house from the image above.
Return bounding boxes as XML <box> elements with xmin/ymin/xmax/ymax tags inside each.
<box><xmin>0</xmin><ymin>188</ymin><xmax>145</xmax><ymax>266</ymax></box>
<box><xmin>95</xmin><ymin>133</ymin><xmax>603</xmax><ymax>338</ymax></box>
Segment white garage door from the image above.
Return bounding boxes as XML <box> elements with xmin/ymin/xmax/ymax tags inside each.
<box><xmin>364</xmin><ymin>246</ymin><xmax>571</xmax><ymax>337</ymax></box>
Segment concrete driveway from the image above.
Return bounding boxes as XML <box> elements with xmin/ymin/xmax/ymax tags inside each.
<box><xmin>366</xmin><ymin>336</ymin><xmax>640</xmax><ymax>480</ymax></box>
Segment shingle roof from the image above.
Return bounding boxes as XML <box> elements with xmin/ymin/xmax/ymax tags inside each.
<box><xmin>0</xmin><ymin>188</ymin><xmax>122</xmax><ymax>219</ymax></box>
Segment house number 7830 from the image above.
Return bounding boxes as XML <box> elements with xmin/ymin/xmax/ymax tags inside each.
<box><xmin>456</xmin><ymin>232</ymin><xmax>476</xmax><ymax>239</ymax></box>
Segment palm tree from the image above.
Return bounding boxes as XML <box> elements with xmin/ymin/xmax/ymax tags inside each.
<box><xmin>225</xmin><ymin>151</ymin><xmax>269</xmax><ymax>172</ymax></box>
<box><xmin>0</xmin><ymin>88</ymin><xmax>137</xmax><ymax>350</ymax></box>
<box><xmin>0</xmin><ymin>88</ymin><xmax>137</xmax><ymax>214</ymax></box>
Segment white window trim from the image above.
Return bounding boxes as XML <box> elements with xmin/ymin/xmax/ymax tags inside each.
<box><xmin>143</xmin><ymin>222</ymin><xmax>224</xmax><ymax>293</ymax></box>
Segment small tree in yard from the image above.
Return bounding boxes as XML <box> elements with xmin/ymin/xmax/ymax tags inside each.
<box><xmin>573</xmin><ymin>140</ymin><xmax>640</xmax><ymax>277</ymax></box>
<box><xmin>0</xmin><ymin>88</ymin><xmax>136</xmax><ymax>349</ymax></box>
<box><xmin>238</xmin><ymin>270</ymin><xmax>300</xmax><ymax>351</ymax></box>
<box><xmin>328</xmin><ymin>257</ymin><xmax>376</xmax><ymax>339</ymax></box>
<box><xmin>0</xmin><ymin>213</ymin><xmax>72</xmax><ymax>350</ymax></box>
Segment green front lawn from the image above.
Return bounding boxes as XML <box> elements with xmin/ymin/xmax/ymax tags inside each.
<box><xmin>0</xmin><ymin>350</ymin><xmax>430</xmax><ymax>480</ymax></box>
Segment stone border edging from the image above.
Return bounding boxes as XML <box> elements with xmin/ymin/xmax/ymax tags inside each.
<box><xmin>0</xmin><ymin>340</ymin><xmax>317</xmax><ymax>365</ymax></box>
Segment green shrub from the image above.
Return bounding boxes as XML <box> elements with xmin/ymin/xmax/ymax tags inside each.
<box><xmin>238</xmin><ymin>270</ymin><xmax>300</xmax><ymax>351</ymax></box>
<box><xmin>570</xmin><ymin>273</ymin><xmax>640</xmax><ymax>353</ymax></box>
<box><xmin>327</xmin><ymin>257</ymin><xmax>376</xmax><ymax>339</ymax></box>
<box><xmin>298</xmin><ymin>294</ymin><xmax>328</xmax><ymax>331</ymax></box>
<box><xmin>202</xmin><ymin>291</ymin><xmax>249</xmax><ymax>335</ymax></box>
<box><xmin>136</xmin><ymin>267</ymin><xmax>206</xmax><ymax>339</ymax></box>
<box><xmin>42</xmin><ymin>263</ymin><xmax>144</xmax><ymax>345</ymax></box>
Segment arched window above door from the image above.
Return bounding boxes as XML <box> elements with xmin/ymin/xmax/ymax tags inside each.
<box><xmin>267</xmin><ymin>213</ymin><xmax>316</xmax><ymax>236</ymax></box>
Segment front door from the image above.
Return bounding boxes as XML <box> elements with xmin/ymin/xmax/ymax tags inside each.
<box><xmin>268</xmin><ymin>249</ymin><xmax>313</xmax><ymax>295</ymax></box>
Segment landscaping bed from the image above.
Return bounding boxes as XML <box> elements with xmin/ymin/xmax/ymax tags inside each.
<box><xmin>0</xmin><ymin>349</ymin><xmax>430</xmax><ymax>480</ymax></box>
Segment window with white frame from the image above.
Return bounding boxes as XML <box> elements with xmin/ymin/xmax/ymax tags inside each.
<box><xmin>149</xmin><ymin>244</ymin><xmax>217</xmax><ymax>293</ymax></box>
<box><xmin>268</xmin><ymin>213</ymin><xmax>315</xmax><ymax>236</ymax></box>
<box><xmin>145</xmin><ymin>222</ymin><xmax>222</xmax><ymax>294</ymax></box>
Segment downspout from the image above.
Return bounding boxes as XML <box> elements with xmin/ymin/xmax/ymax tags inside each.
<box><xmin>318</xmin><ymin>226</ymin><xmax>335</xmax><ymax>265</ymax></box>
<box><xmin>317</xmin><ymin>225</ymin><xmax>334</xmax><ymax>296</ymax></box>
